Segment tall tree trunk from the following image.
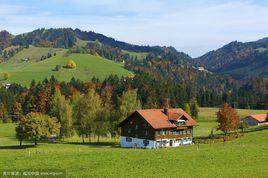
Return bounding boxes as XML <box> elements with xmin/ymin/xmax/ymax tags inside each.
<box><xmin>97</xmin><ymin>135</ymin><xmax>100</xmax><ymax>144</ymax></box>
<box><xmin>20</xmin><ymin>140</ymin><xmax>22</xmax><ymax>147</ymax></box>
<box><xmin>34</xmin><ymin>138</ymin><xmax>37</xmax><ymax>146</ymax></box>
<box><xmin>82</xmin><ymin>134</ymin><xmax>85</xmax><ymax>144</ymax></box>
<box><xmin>88</xmin><ymin>134</ymin><xmax>91</xmax><ymax>143</ymax></box>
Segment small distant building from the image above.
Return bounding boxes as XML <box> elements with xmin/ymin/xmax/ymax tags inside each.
<box><xmin>118</xmin><ymin>108</ymin><xmax>197</xmax><ymax>149</ymax></box>
<box><xmin>5</xmin><ymin>84</ymin><xmax>11</xmax><ymax>89</ymax></box>
<box><xmin>198</xmin><ymin>67</ymin><xmax>205</xmax><ymax>71</ymax></box>
<box><xmin>242</xmin><ymin>114</ymin><xmax>268</xmax><ymax>126</ymax></box>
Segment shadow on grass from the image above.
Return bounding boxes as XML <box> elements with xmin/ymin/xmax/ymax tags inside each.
<box><xmin>66</xmin><ymin>141</ymin><xmax>120</xmax><ymax>148</ymax></box>
<box><xmin>244</xmin><ymin>125</ymin><xmax>268</xmax><ymax>133</ymax></box>
<box><xmin>0</xmin><ymin>145</ymin><xmax>36</xmax><ymax>150</ymax></box>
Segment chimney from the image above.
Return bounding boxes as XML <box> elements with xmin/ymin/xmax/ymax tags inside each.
<box><xmin>164</xmin><ymin>108</ymin><xmax>169</xmax><ymax>118</ymax></box>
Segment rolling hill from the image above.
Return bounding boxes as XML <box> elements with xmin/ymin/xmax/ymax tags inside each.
<box><xmin>195</xmin><ymin>39</ymin><xmax>268</xmax><ymax>79</ymax></box>
<box><xmin>0</xmin><ymin>46</ymin><xmax>131</xmax><ymax>86</ymax></box>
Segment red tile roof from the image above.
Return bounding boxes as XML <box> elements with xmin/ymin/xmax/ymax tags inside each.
<box><xmin>134</xmin><ymin>108</ymin><xmax>197</xmax><ymax>129</ymax></box>
<box><xmin>249</xmin><ymin>114</ymin><xmax>267</xmax><ymax>123</ymax></box>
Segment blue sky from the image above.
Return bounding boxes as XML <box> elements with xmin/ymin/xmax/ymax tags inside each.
<box><xmin>0</xmin><ymin>0</ymin><xmax>268</xmax><ymax>57</ymax></box>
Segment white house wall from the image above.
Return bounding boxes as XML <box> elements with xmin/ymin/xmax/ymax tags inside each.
<box><xmin>121</xmin><ymin>136</ymin><xmax>193</xmax><ymax>149</ymax></box>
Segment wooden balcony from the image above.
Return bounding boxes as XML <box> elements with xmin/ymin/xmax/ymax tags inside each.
<box><xmin>155</xmin><ymin>134</ymin><xmax>192</xmax><ymax>140</ymax></box>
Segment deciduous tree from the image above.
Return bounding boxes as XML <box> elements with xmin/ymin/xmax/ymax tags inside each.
<box><xmin>66</xmin><ymin>60</ymin><xmax>77</xmax><ymax>69</ymax></box>
<box><xmin>3</xmin><ymin>72</ymin><xmax>10</xmax><ymax>80</ymax></box>
<box><xmin>73</xmin><ymin>89</ymin><xmax>102</xmax><ymax>143</ymax></box>
<box><xmin>16</xmin><ymin>112</ymin><xmax>60</xmax><ymax>146</ymax></box>
<box><xmin>51</xmin><ymin>89</ymin><xmax>74</xmax><ymax>139</ymax></box>
<box><xmin>216</xmin><ymin>103</ymin><xmax>240</xmax><ymax>135</ymax></box>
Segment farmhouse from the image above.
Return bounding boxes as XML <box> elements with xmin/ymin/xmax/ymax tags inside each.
<box><xmin>242</xmin><ymin>114</ymin><xmax>268</xmax><ymax>126</ymax></box>
<box><xmin>119</xmin><ymin>108</ymin><xmax>197</xmax><ymax>148</ymax></box>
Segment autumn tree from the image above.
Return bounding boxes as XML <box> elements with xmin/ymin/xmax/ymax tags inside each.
<box><xmin>216</xmin><ymin>103</ymin><xmax>240</xmax><ymax>135</ymax></box>
<box><xmin>16</xmin><ymin>112</ymin><xmax>60</xmax><ymax>146</ymax></box>
<box><xmin>0</xmin><ymin>103</ymin><xmax>7</xmax><ymax>122</ymax></box>
<box><xmin>12</xmin><ymin>102</ymin><xmax>23</xmax><ymax>121</ymax></box>
<box><xmin>51</xmin><ymin>89</ymin><xmax>74</xmax><ymax>140</ymax></box>
<box><xmin>3</xmin><ymin>72</ymin><xmax>10</xmax><ymax>80</ymax></box>
<box><xmin>73</xmin><ymin>89</ymin><xmax>102</xmax><ymax>143</ymax></box>
<box><xmin>66</xmin><ymin>60</ymin><xmax>77</xmax><ymax>69</ymax></box>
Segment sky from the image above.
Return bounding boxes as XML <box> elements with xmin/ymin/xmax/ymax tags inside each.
<box><xmin>0</xmin><ymin>0</ymin><xmax>268</xmax><ymax>57</ymax></box>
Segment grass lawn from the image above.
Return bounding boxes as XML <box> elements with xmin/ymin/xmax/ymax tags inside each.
<box><xmin>0</xmin><ymin>47</ymin><xmax>131</xmax><ymax>86</ymax></box>
<box><xmin>0</xmin><ymin>108</ymin><xmax>267</xmax><ymax>177</ymax></box>
<box><xmin>122</xmin><ymin>50</ymin><xmax>148</xmax><ymax>60</ymax></box>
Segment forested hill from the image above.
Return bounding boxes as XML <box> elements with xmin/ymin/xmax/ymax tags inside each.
<box><xmin>9</xmin><ymin>28</ymin><xmax>161</xmax><ymax>52</ymax></box>
<box><xmin>0</xmin><ymin>28</ymin><xmax>267</xmax><ymax>109</ymax></box>
<box><xmin>195</xmin><ymin>39</ymin><xmax>268</xmax><ymax>79</ymax></box>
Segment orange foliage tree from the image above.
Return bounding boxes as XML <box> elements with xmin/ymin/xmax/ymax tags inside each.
<box><xmin>3</xmin><ymin>72</ymin><xmax>10</xmax><ymax>80</ymax></box>
<box><xmin>66</xmin><ymin>60</ymin><xmax>77</xmax><ymax>69</ymax></box>
<box><xmin>216</xmin><ymin>103</ymin><xmax>240</xmax><ymax>135</ymax></box>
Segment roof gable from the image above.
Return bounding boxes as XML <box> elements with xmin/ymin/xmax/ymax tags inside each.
<box><xmin>249</xmin><ymin>114</ymin><xmax>267</xmax><ymax>122</ymax></box>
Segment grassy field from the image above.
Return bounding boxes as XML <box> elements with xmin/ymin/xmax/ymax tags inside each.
<box><xmin>0</xmin><ymin>108</ymin><xmax>267</xmax><ymax>177</ymax></box>
<box><xmin>194</xmin><ymin>107</ymin><xmax>268</xmax><ymax>136</ymax></box>
<box><xmin>0</xmin><ymin>47</ymin><xmax>131</xmax><ymax>86</ymax></box>
<box><xmin>122</xmin><ymin>50</ymin><xmax>148</xmax><ymax>60</ymax></box>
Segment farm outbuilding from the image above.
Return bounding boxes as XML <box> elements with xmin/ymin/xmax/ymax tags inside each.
<box><xmin>242</xmin><ymin>114</ymin><xmax>268</xmax><ymax>126</ymax></box>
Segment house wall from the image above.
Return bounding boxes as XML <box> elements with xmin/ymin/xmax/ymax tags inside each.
<box><xmin>121</xmin><ymin>112</ymin><xmax>155</xmax><ymax>140</ymax></box>
<box><xmin>121</xmin><ymin>136</ymin><xmax>156</xmax><ymax>148</ymax></box>
<box><xmin>243</xmin><ymin>117</ymin><xmax>259</xmax><ymax>126</ymax></box>
<box><xmin>121</xmin><ymin>136</ymin><xmax>193</xmax><ymax>148</ymax></box>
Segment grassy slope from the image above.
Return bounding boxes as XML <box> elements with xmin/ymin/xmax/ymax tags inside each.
<box><xmin>0</xmin><ymin>47</ymin><xmax>131</xmax><ymax>86</ymax></box>
<box><xmin>122</xmin><ymin>50</ymin><xmax>148</xmax><ymax>60</ymax></box>
<box><xmin>0</xmin><ymin>108</ymin><xmax>267</xmax><ymax>177</ymax></box>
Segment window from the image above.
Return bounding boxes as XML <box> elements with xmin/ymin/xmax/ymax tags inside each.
<box><xmin>127</xmin><ymin>129</ymin><xmax>131</xmax><ymax>133</ymax></box>
<box><xmin>187</xmin><ymin>130</ymin><xmax>191</xmax><ymax>134</ymax></box>
<box><xmin>135</xmin><ymin>125</ymin><xmax>139</xmax><ymax>130</ymax></box>
<box><xmin>145</xmin><ymin>130</ymin><xmax>149</xmax><ymax>136</ymax></box>
<box><xmin>126</xmin><ymin>137</ymin><xmax>132</xmax><ymax>142</ymax></box>
<box><xmin>143</xmin><ymin>139</ymin><xmax>149</xmax><ymax>146</ymax></box>
<box><xmin>160</xmin><ymin>131</ymin><xmax>166</xmax><ymax>135</ymax></box>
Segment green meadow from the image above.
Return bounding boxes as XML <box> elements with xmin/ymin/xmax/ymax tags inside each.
<box><xmin>0</xmin><ymin>46</ymin><xmax>131</xmax><ymax>86</ymax></box>
<box><xmin>0</xmin><ymin>108</ymin><xmax>267</xmax><ymax>177</ymax></box>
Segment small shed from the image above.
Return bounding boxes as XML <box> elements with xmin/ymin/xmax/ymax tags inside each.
<box><xmin>242</xmin><ymin>114</ymin><xmax>267</xmax><ymax>126</ymax></box>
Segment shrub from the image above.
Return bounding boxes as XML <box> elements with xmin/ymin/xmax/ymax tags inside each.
<box><xmin>3</xmin><ymin>72</ymin><xmax>10</xmax><ymax>80</ymax></box>
<box><xmin>66</xmin><ymin>60</ymin><xmax>77</xmax><ymax>69</ymax></box>
<box><xmin>3</xmin><ymin>118</ymin><xmax>12</xmax><ymax>123</ymax></box>
<box><xmin>54</xmin><ymin>65</ymin><xmax>61</xmax><ymax>71</ymax></box>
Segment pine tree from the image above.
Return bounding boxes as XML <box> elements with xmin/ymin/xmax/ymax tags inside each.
<box><xmin>183</xmin><ymin>103</ymin><xmax>191</xmax><ymax>115</ymax></box>
<box><xmin>189</xmin><ymin>97</ymin><xmax>199</xmax><ymax>119</ymax></box>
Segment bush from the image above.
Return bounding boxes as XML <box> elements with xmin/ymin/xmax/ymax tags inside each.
<box><xmin>66</xmin><ymin>60</ymin><xmax>77</xmax><ymax>69</ymax></box>
<box><xmin>54</xmin><ymin>65</ymin><xmax>61</xmax><ymax>71</ymax></box>
<box><xmin>3</xmin><ymin>72</ymin><xmax>10</xmax><ymax>80</ymax></box>
<box><xmin>3</xmin><ymin>118</ymin><xmax>12</xmax><ymax>123</ymax></box>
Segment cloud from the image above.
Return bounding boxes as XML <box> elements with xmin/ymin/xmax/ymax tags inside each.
<box><xmin>0</xmin><ymin>0</ymin><xmax>268</xmax><ymax>57</ymax></box>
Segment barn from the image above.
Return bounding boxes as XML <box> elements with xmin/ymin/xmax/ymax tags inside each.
<box><xmin>242</xmin><ymin>114</ymin><xmax>268</xmax><ymax>126</ymax></box>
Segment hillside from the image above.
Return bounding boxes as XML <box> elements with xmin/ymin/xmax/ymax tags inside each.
<box><xmin>196</xmin><ymin>40</ymin><xmax>268</xmax><ymax>79</ymax></box>
<box><xmin>0</xmin><ymin>46</ymin><xmax>131</xmax><ymax>86</ymax></box>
